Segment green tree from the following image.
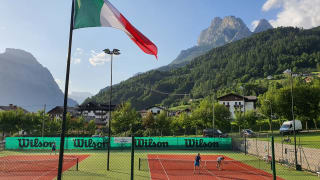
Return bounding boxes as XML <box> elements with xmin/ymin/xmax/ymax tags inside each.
<box><xmin>170</xmin><ymin>115</ymin><xmax>184</xmax><ymax>136</ymax></box>
<box><xmin>274</xmin><ymin>84</ymin><xmax>320</xmax><ymax>129</ymax></box>
<box><xmin>112</xmin><ymin>102</ymin><xmax>140</xmax><ymax>136</ymax></box>
<box><xmin>48</xmin><ymin>117</ymin><xmax>61</xmax><ymax>136</ymax></box>
<box><xmin>213</xmin><ymin>103</ymin><xmax>232</xmax><ymax>132</ymax></box>
<box><xmin>142</xmin><ymin>111</ymin><xmax>156</xmax><ymax>136</ymax></box>
<box><xmin>244</xmin><ymin>110</ymin><xmax>258</xmax><ymax>129</ymax></box>
<box><xmin>191</xmin><ymin>99</ymin><xmax>212</xmax><ymax>129</ymax></box>
<box><xmin>235</xmin><ymin>112</ymin><xmax>246</xmax><ymax>131</ymax></box>
<box><xmin>180</xmin><ymin>112</ymin><xmax>193</xmax><ymax>135</ymax></box>
<box><xmin>1</xmin><ymin>110</ymin><xmax>19</xmax><ymax>135</ymax></box>
<box><xmin>155</xmin><ymin>111</ymin><xmax>170</xmax><ymax>136</ymax></box>
<box><xmin>87</xmin><ymin>120</ymin><xmax>96</xmax><ymax>135</ymax></box>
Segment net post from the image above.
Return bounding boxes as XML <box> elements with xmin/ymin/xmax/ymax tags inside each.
<box><xmin>76</xmin><ymin>158</ymin><xmax>79</xmax><ymax>171</ymax></box>
<box><xmin>130</xmin><ymin>136</ymin><xmax>135</xmax><ymax>180</ymax></box>
<box><xmin>271</xmin><ymin>136</ymin><xmax>276</xmax><ymax>180</ymax></box>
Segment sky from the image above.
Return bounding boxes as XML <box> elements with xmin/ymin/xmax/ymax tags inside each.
<box><xmin>0</xmin><ymin>0</ymin><xmax>320</xmax><ymax>95</ymax></box>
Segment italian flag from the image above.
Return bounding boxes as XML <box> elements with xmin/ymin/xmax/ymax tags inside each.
<box><xmin>73</xmin><ymin>0</ymin><xmax>158</xmax><ymax>58</ymax></box>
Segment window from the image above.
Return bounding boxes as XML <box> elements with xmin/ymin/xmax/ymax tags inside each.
<box><xmin>235</xmin><ymin>102</ymin><xmax>237</xmax><ymax>105</ymax></box>
<box><xmin>239</xmin><ymin>102</ymin><xmax>241</xmax><ymax>105</ymax></box>
<box><xmin>227</xmin><ymin>102</ymin><xmax>229</xmax><ymax>106</ymax></box>
<box><xmin>223</xmin><ymin>102</ymin><xmax>225</xmax><ymax>105</ymax></box>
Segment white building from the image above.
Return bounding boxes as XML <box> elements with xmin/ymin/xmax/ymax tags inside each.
<box><xmin>217</xmin><ymin>93</ymin><xmax>257</xmax><ymax>118</ymax></box>
<box><xmin>139</xmin><ymin>106</ymin><xmax>166</xmax><ymax>118</ymax></box>
<box><xmin>77</xmin><ymin>102</ymin><xmax>116</xmax><ymax>127</ymax></box>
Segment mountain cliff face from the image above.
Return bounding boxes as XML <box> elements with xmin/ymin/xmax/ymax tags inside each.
<box><xmin>197</xmin><ymin>16</ymin><xmax>252</xmax><ymax>46</ymax></box>
<box><xmin>159</xmin><ymin>16</ymin><xmax>253</xmax><ymax>70</ymax></box>
<box><xmin>0</xmin><ymin>48</ymin><xmax>77</xmax><ymax>112</ymax></box>
<box><xmin>254</xmin><ymin>19</ymin><xmax>273</xmax><ymax>33</ymax></box>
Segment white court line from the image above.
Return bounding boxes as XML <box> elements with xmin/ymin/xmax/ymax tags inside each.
<box><xmin>147</xmin><ymin>156</ymin><xmax>152</xmax><ymax>180</ymax></box>
<box><xmin>34</xmin><ymin>158</ymin><xmax>76</xmax><ymax>180</ymax></box>
<box><xmin>157</xmin><ymin>155</ymin><xmax>170</xmax><ymax>180</ymax></box>
<box><xmin>230</xmin><ymin>161</ymin><xmax>270</xmax><ymax>180</ymax></box>
<box><xmin>33</xmin><ymin>164</ymin><xmax>57</xmax><ymax>180</ymax></box>
<box><xmin>202</xmin><ymin>161</ymin><xmax>222</xmax><ymax>180</ymax></box>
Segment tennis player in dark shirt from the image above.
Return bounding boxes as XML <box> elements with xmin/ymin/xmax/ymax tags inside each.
<box><xmin>51</xmin><ymin>143</ymin><xmax>56</xmax><ymax>155</ymax></box>
<box><xmin>194</xmin><ymin>153</ymin><xmax>201</xmax><ymax>174</ymax></box>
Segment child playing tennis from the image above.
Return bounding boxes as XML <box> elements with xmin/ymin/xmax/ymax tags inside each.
<box><xmin>216</xmin><ymin>156</ymin><xmax>225</xmax><ymax>170</ymax></box>
<box><xmin>194</xmin><ymin>153</ymin><xmax>201</xmax><ymax>174</ymax></box>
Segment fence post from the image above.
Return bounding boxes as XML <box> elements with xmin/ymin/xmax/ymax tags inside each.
<box><xmin>271</xmin><ymin>136</ymin><xmax>276</xmax><ymax>180</ymax></box>
<box><xmin>244</xmin><ymin>135</ymin><xmax>247</xmax><ymax>155</ymax></box>
<box><xmin>131</xmin><ymin>136</ymin><xmax>135</xmax><ymax>180</ymax></box>
<box><xmin>76</xmin><ymin>158</ymin><xmax>79</xmax><ymax>171</ymax></box>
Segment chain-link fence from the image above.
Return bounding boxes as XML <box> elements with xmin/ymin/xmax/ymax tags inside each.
<box><xmin>1</xmin><ymin>134</ymin><xmax>319</xmax><ymax>179</ymax></box>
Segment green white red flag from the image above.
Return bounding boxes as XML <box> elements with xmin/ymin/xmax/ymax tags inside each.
<box><xmin>73</xmin><ymin>0</ymin><xmax>158</xmax><ymax>58</ymax></box>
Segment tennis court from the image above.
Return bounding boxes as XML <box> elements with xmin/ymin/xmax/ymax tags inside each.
<box><xmin>0</xmin><ymin>154</ymin><xmax>89</xmax><ymax>180</ymax></box>
<box><xmin>141</xmin><ymin>154</ymin><xmax>284</xmax><ymax>180</ymax></box>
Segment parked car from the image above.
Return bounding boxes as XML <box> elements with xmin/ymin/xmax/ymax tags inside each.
<box><xmin>280</xmin><ymin>120</ymin><xmax>302</xmax><ymax>134</ymax></box>
<box><xmin>240</xmin><ymin>129</ymin><xmax>256</xmax><ymax>137</ymax></box>
<box><xmin>203</xmin><ymin>128</ymin><xmax>228</xmax><ymax>138</ymax></box>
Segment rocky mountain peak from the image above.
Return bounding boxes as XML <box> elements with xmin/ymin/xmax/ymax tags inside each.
<box><xmin>254</xmin><ymin>19</ymin><xmax>273</xmax><ymax>33</ymax></box>
<box><xmin>210</xmin><ymin>17</ymin><xmax>222</xmax><ymax>27</ymax></box>
<box><xmin>197</xmin><ymin>16</ymin><xmax>252</xmax><ymax>46</ymax></box>
<box><xmin>2</xmin><ymin>48</ymin><xmax>40</xmax><ymax>66</ymax></box>
<box><xmin>0</xmin><ymin>48</ymin><xmax>77</xmax><ymax>111</ymax></box>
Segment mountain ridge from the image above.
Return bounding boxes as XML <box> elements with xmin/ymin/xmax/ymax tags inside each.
<box><xmin>86</xmin><ymin>26</ymin><xmax>320</xmax><ymax>110</ymax></box>
<box><xmin>159</xmin><ymin>16</ymin><xmax>272</xmax><ymax>71</ymax></box>
<box><xmin>0</xmin><ymin>48</ymin><xmax>78</xmax><ymax>112</ymax></box>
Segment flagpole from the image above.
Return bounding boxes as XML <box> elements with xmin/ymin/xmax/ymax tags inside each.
<box><xmin>107</xmin><ymin>53</ymin><xmax>112</xmax><ymax>171</ymax></box>
<box><xmin>57</xmin><ymin>0</ymin><xmax>75</xmax><ymax>179</ymax></box>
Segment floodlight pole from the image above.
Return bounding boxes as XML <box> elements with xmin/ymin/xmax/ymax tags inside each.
<box><xmin>290</xmin><ymin>70</ymin><xmax>298</xmax><ymax>170</ymax></box>
<box><xmin>284</xmin><ymin>69</ymin><xmax>299</xmax><ymax>170</ymax></box>
<box><xmin>104</xmin><ymin>49</ymin><xmax>120</xmax><ymax>171</ymax></box>
<box><xmin>212</xmin><ymin>95</ymin><xmax>215</xmax><ymax>137</ymax></box>
<box><xmin>42</xmin><ymin>104</ymin><xmax>46</xmax><ymax>137</ymax></box>
<box><xmin>265</xmin><ymin>99</ymin><xmax>273</xmax><ymax>135</ymax></box>
<box><xmin>240</xmin><ymin>86</ymin><xmax>245</xmax><ymax>135</ymax></box>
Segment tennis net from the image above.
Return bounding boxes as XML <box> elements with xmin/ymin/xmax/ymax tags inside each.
<box><xmin>139</xmin><ymin>158</ymin><xmax>270</xmax><ymax>172</ymax></box>
<box><xmin>0</xmin><ymin>157</ymin><xmax>79</xmax><ymax>172</ymax></box>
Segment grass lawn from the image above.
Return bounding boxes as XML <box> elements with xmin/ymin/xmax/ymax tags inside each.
<box><xmin>1</xmin><ymin>149</ymin><xmax>318</xmax><ymax>179</ymax></box>
<box><xmin>253</xmin><ymin>131</ymin><xmax>320</xmax><ymax>149</ymax></box>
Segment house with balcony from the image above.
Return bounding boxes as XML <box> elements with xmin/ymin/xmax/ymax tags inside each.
<box><xmin>47</xmin><ymin>106</ymin><xmax>78</xmax><ymax>119</ymax></box>
<box><xmin>217</xmin><ymin>93</ymin><xmax>257</xmax><ymax>118</ymax></box>
<box><xmin>77</xmin><ymin>102</ymin><xmax>116</xmax><ymax>127</ymax></box>
<box><xmin>139</xmin><ymin>105</ymin><xmax>167</xmax><ymax>118</ymax></box>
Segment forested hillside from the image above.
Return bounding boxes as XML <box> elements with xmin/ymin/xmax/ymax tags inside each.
<box><xmin>85</xmin><ymin>27</ymin><xmax>320</xmax><ymax>110</ymax></box>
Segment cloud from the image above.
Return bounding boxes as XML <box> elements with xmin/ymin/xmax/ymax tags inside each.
<box><xmin>89</xmin><ymin>50</ymin><xmax>110</xmax><ymax>66</ymax></box>
<box><xmin>251</xmin><ymin>20</ymin><xmax>260</xmax><ymax>31</ymax></box>
<box><xmin>75</xmin><ymin>48</ymin><xmax>84</xmax><ymax>56</ymax></box>
<box><xmin>0</xmin><ymin>26</ymin><xmax>6</xmax><ymax>30</ymax></box>
<box><xmin>72</xmin><ymin>58</ymin><xmax>81</xmax><ymax>64</ymax></box>
<box><xmin>70</xmin><ymin>48</ymin><xmax>84</xmax><ymax>64</ymax></box>
<box><xmin>262</xmin><ymin>0</ymin><xmax>284</xmax><ymax>11</ymax></box>
<box><xmin>262</xmin><ymin>0</ymin><xmax>320</xmax><ymax>29</ymax></box>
